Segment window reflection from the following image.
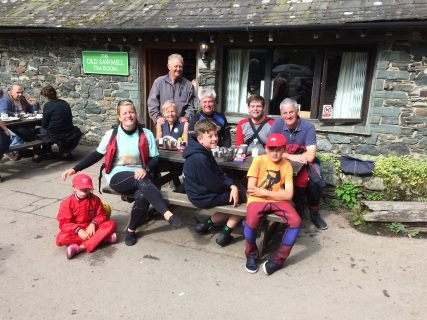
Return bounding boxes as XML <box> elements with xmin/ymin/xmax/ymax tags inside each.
<box><xmin>269</xmin><ymin>49</ymin><xmax>316</xmax><ymax>117</ymax></box>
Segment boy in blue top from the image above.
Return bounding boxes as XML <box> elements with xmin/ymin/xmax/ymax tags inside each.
<box><xmin>183</xmin><ymin>119</ymin><xmax>246</xmax><ymax>246</ymax></box>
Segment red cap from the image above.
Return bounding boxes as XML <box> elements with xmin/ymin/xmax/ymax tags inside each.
<box><xmin>265</xmin><ymin>134</ymin><xmax>287</xmax><ymax>148</ymax></box>
<box><xmin>72</xmin><ymin>173</ymin><xmax>93</xmax><ymax>189</ymax></box>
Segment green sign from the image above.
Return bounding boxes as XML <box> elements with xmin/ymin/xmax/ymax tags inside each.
<box><xmin>82</xmin><ymin>51</ymin><xmax>129</xmax><ymax>75</ymax></box>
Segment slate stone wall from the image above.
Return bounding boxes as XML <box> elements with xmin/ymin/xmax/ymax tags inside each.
<box><xmin>316</xmin><ymin>39</ymin><xmax>427</xmax><ymax>157</ymax></box>
<box><xmin>0</xmin><ymin>36</ymin><xmax>139</xmax><ymax>143</ymax></box>
<box><xmin>1</xmin><ymin>35</ymin><xmax>426</xmax><ymax>156</ymax></box>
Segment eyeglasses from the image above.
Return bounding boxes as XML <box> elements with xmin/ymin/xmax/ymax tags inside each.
<box><xmin>117</xmin><ymin>99</ymin><xmax>134</xmax><ymax>106</ymax></box>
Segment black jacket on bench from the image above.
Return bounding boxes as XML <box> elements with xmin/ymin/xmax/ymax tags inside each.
<box><xmin>182</xmin><ymin>136</ymin><xmax>233</xmax><ymax>208</ymax></box>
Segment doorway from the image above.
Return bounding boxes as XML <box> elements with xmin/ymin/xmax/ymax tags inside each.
<box><xmin>143</xmin><ymin>48</ymin><xmax>197</xmax><ymax>129</ymax></box>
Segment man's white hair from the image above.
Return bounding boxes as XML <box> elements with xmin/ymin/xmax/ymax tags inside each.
<box><xmin>279</xmin><ymin>98</ymin><xmax>297</xmax><ymax>110</ymax></box>
<box><xmin>199</xmin><ymin>87</ymin><xmax>216</xmax><ymax>101</ymax></box>
<box><xmin>168</xmin><ymin>53</ymin><xmax>184</xmax><ymax>65</ymax></box>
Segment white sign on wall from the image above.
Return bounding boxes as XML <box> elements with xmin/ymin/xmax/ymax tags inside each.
<box><xmin>322</xmin><ymin>104</ymin><xmax>333</xmax><ymax>119</ymax></box>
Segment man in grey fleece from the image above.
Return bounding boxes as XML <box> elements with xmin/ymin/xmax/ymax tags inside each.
<box><xmin>147</xmin><ymin>53</ymin><xmax>198</xmax><ymax>125</ymax></box>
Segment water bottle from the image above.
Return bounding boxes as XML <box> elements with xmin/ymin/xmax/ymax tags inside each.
<box><xmin>251</xmin><ymin>138</ymin><xmax>260</xmax><ymax>158</ymax></box>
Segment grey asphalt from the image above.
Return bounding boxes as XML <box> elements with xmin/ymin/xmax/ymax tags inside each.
<box><xmin>0</xmin><ymin>145</ymin><xmax>426</xmax><ymax>320</ymax></box>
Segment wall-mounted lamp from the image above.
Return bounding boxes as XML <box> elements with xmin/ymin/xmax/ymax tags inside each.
<box><xmin>138</xmin><ymin>36</ymin><xmax>143</xmax><ymax>42</ymax></box>
<box><xmin>229</xmin><ymin>35</ymin><xmax>234</xmax><ymax>43</ymax></box>
<box><xmin>360</xmin><ymin>32</ymin><xmax>366</xmax><ymax>38</ymax></box>
<box><xmin>268</xmin><ymin>32</ymin><xmax>274</xmax><ymax>42</ymax></box>
<box><xmin>199</xmin><ymin>42</ymin><xmax>210</xmax><ymax>67</ymax></box>
<box><xmin>122</xmin><ymin>36</ymin><xmax>127</xmax><ymax>42</ymax></box>
<box><xmin>313</xmin><ymin>33</ymin><xmax>319</xmax><ymax>39</ymax></box>
<box><xmin>188</xmin><ymin>36</ymin><xmax>194</xmax><ymax>43</ymax></box>
<box><xmin>154</xmin><ymin>35</ymin><xmax>159</xmax><ymax>42</ymax></box>
<box><xmin>171</xmin><ymin>34</ymin><xmax>176</xmax><ymax>43</ymax></box>
<box><xmin>107</xmin><ymin>37</ymin><xmax>112</xmax><ymax>42</ymax></box>
<box><xmin>248</xmin><ymin>33</ymin><xmax>253</xmax><ymax>43</ymax></box>
<box><xmin>335</xmin><ymin>32</ymin><xmax>341</xmax><ymax>39</ymax></box>
<box><xmin>210</xmin><ymin>35</ymin><xmax>215</xmax><ymax>44</ymax></box>
<box><xmin>92</xmin><ymin>35</ymin><xmax>97</xmax><ymax>42</ymax></box>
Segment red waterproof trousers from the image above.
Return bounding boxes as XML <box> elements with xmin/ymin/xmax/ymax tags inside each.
<box><xmin>56</xmin><ymin>220</ymin><xmax>116</xmax><ymax>253</ymax></box>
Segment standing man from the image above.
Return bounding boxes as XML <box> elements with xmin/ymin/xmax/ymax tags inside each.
<box><xmin>269</xmin><ymin>98</ymin><xmax>328</xmax><ymax>230</ymax></box>
<box><xmin>147</xmin><ymin>53</ymin><xmax>197</xmax><ymax>125</ymax></box>
<box><xmin>235</xmin><ymin>94</ymin><xmax>274</xmax><ymax>154</ymax></box>
<box><xmin>189</xmin><ymin>88</ymin><xmax>231</xmax><ymax>147</ymax></box>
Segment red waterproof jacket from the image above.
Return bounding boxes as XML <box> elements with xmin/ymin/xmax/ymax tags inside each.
<box><xmin>57</xmin><ymin>193</ymin><xmax>106</xmax><ymax>234</ymax></box>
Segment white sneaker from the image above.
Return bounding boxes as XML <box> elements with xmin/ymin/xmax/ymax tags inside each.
<box><xmin>51</xmin><ymin>143</ymin><xmax>59</xmax><ymax>153</ymax></box>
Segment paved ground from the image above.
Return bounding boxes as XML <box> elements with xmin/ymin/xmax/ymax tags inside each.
<box><xmin>0</xmin><ymin>146</ymin><xmax>426</xmax><ymax>320</ymax></box>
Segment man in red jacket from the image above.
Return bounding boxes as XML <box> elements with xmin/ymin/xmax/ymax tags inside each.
<box><xmin>235</xmin><ymin>95</ymin><xmax>274</xmax><ymax>155</ymax></box>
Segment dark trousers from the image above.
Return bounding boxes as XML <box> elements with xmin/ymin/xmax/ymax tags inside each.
<box><xmin>293</xmin><ymin>179</ymin><xmax>321</xmax><ymax>215</ymax></box>
<box><xmin>109</xmin><ymin>172</ymin><xmax>169</xmax><ymax>230</ymax></box>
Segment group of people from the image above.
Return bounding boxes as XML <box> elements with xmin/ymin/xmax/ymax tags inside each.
<box><xmin>0</xmin><ymin>83</ymin><xmax>82</xmax><ymax>161</ymax></box>
<box><xmin>56</xmin><ymin>53</ymin><xmax>327</xmax><ymax>277</ymax></box>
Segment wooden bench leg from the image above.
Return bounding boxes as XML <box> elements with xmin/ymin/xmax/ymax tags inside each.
<box><xmin>257</xmin><ymin>219</ymin><xmax>270</xmax><ymax>257</ymax></box>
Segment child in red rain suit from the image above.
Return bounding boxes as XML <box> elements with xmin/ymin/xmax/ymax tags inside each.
<box><xmin>56</xmin><ymin>173</ymin><xmax>117</xmax><ymax>259</ymax></box>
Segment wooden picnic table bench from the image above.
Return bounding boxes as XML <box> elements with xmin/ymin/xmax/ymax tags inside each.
<box><xmin>102</xmin><ymin>185</ymin><xmax>285</xmax><ymax>255</ymax></box>
<box><xmin>0</xmin><ymin>139</ymin><xmax>46</xmax><ymax>182</ymax></box>
<box><xmin>100</xmin><ymin>150</ymin><xmax>302</xmax><ymax>254</ymax></box>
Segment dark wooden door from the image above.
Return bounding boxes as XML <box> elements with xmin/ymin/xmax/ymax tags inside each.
<box><xmin>144</xmin><ymin>48</ymin><xmax>197</xmax><ymax>129</ymax></box>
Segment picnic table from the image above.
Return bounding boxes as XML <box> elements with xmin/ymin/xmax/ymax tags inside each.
<box><xmin>157</xmin><ymin>149</ymin><xmax>305</xmax><ymax>176</ymax></box>
<box><xmin>3</xmin><ymin>116</ymin><xmax>42</xmax><ymax>129</ymax></box>
<box><xmin>104</xmin><ymin>149</ymin><xmax>305</xmax><ymax>255</ymax></box>
<box><xmin>1</xmin><ymin>117</ymin><xmax>44</xmax><ymax>181</ymax></box>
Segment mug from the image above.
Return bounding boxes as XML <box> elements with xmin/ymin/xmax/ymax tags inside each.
<box><xmin>238</xmin><ymin>144</ymin><xmax>248</xmax><ymax>155</ymax></box>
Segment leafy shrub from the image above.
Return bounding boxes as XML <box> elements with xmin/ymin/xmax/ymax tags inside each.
<box><xmin>336</xmin><ymin>181</ymin><xmax>359</xmax><ymax>208</ymax></box>
<box><xmin>365</xmin><ymin>192</ymin><xmax>384</xmax><ymax>201</ymax></box>
<box><xmin>373</xmin><ymin>156</ymin><xmax>427</xmax><ymax>201</ymax></box>
<box><xmin>387</xmin><ymin>222</ymin><xmax>406</xmax><ymax>234</ymax></box>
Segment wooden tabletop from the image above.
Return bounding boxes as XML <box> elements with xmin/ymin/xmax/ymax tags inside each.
<box><xmin>158</xmin><ymin>149</ymin><xmax>305</xmax><ymax>176</ymax></box>
<box><xmin>3</xmin><ymin>117</ymin><xmax>42</xmax><ymax>129</ymax></box>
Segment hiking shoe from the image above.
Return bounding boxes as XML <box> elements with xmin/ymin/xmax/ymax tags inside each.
<box><xmin>194</xmin><ymin>219</ymin><xmax>213</xmax><ymax>234</ymax></box>
<box><xmin>66</xmin><ymin>244</ymin><xmax>81</xmax><ymax>259</ymax></box>
<box><xmin>215</xmin><ymin>230</ymin><xmax>234</xmax><ymax>247</ymax></box>
<box><xmin>7</xmin><ymin>151</ymin><xmax>21</xmax><ymax>161</ymax></box>
<box><xmin>125</xmin><ymin>230</ymin><xmax>137</xmax><ymax>246</ymax></box>
<box><xmin>310</xmin><ymin>211</ymin><xmax>328</xmax><ymax>230</ymax></box>
<box><xmin>245</xmin><ymin>256</ymin><xmax>259</xmax><ymax>274</ymax></box>
<box><xmin>168</xmin><ymin>215</ymin><xmax>183</xmax><ymax>229</ymax></box>
<box><xmin>104</xmin><ymin>232</ymin><xmax>117</xmax><ymax>244</ymax></box>
<box><xmin>262</xmin><ymin>259</ymin><xmax>282</xmax><ymax>276</ymax></box>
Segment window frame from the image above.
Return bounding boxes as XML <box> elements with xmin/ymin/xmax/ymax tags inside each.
<box><xmin>318</xmin><ymin>46</ymin><xmax>376</xmax><ymax>125</ymax></box>
<box><xmin>222</xmin><ymin>45</ymin><xmax>376</xmax><ymax>125</ymax></box>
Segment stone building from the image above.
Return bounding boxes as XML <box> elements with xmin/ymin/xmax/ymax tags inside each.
<box><xmin>0</xmin><ymin>0</ymin><xmax>426</xmax><ymax>155</ymax></box>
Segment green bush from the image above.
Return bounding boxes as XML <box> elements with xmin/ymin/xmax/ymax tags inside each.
<box><xmin>373</xmin><ymin>155</ymin><xmax>427</xmax><ymax>201</ymax></box>
<box><xmin>336</xmin><ymin>181</ymin><xmax>359</xmax><ymax>208</ymax></box>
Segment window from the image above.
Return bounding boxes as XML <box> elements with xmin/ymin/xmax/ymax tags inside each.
<box><xmin>225</xmin><ymin>49</ymin><xmax>266</xmax><ymax>113</ymax></box>
<box><xmin>224</xmin><ymin>46</ymin><xmax>374</xmax><ymax>123</ymax></box>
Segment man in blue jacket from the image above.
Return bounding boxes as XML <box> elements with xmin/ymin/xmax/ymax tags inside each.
<box><xmin>0</xmin><ymin>84</ymin><xmax>39</xmax><ymax>150</ymax></box>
